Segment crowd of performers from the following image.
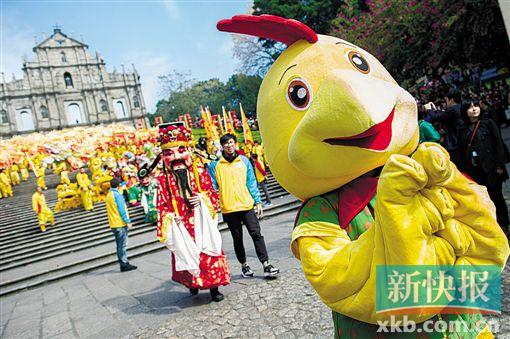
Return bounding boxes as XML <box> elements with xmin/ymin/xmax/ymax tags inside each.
<box><xmin>0</xmin><ymin>123</ymin><xmax>269</xmax><ymax>231</ymax></box>
<box><xmin>0</xmin><ymin>122</ymin><xmax>273</xmax><ymax>301</ymax></box>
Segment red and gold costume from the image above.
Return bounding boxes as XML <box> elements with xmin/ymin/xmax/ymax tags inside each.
<box><xmin>154</xmin><ymin>124</ymin><xmax>230</xmax><ymax>290</ymax></box>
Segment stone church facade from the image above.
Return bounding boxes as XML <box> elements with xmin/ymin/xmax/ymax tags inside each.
<box><xmin>0</xmin><ymin>27</ymin><xmax>148</xmax><ymax>138</ymax></box>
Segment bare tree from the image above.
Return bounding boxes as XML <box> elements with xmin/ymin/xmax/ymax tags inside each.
<box><xmin>232</xmin><ymin>35</ymin><xmax>285</xmax><ymax>77</ymax></box>
<box><xmin>158</xmin><ymin>69</ymin><xmax>197</xmax><ymax>98</ymax></box>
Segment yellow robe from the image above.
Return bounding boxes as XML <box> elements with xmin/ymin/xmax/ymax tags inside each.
<box><xmin>20</xmin><ymin>162</ymin><xmax>29</xmax><ymax>181</ymax></box>
<box><xmin>76</xmin><ymin>172</ymin><xmax>94</xmax><ymax>210</ymax></box>
<box><xmin>32</xmin><ymin>191</ymin><xmax>54</xmax><ymax>230</ymax></box>
<box><xmin>60</xmin><ymin>170</ymin><xmax>71</xmax><ymax>185</ymax></box>
<box><xmin>53</xmin><ymin>162</ymin><xmax>67</xmax><ymax>175</ymax></box>
<box><xmin>0</xmin><ymin>172</ymin><xmax>13</xmax><ymax>197</ymax></box>
<box><xmin>35</xmin><ymin>167</ymin><xmax>47</xmax><ymax>189</ymax></box>
<box><xmin>9</xmin><ymin>165</ymin><xmax>20</xmax><ymax>185</ymax></box>
<box><xmin>291</xmin><ymin>143</ymin><xmax>509</xmax><ymax>326</ymax></box>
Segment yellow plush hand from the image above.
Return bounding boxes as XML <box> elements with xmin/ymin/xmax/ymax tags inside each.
<box><xmin>412</xmin><ymin>143</ymin><xmax>509</xmax><ymax>267</ymax></box>
<box><xmin>294</xmin><ymin>143</ymin><xmax>509</xmax><ymax>325</ymax></box>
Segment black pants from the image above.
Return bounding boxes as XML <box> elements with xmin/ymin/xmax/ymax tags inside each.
<box><xmin>222</xmin><ymin>209</ymin><xmax>269</xmax><ymax>263</ymax></box>
<box><xmin>468</xmin><ymin>166</ymin><xmax>510</xmax><ymax>234</ymax></box>
<box><xmin>487</xmin><ymin>182</ymin><xmax>510</xmax><ymax>234</ymax></box>
<box><xmin>259</xmin><ymin>180</ymin><xmax>272</xmax><ymax>204</ymax></box>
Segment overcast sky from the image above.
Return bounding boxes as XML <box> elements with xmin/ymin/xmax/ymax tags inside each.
<box><xmin>0</xmin><ymin>0</ymin><xmax>252</xmax><ymax>112</ymax></box>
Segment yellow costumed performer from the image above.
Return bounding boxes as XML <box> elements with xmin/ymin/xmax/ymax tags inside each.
<box><xmin>76</xmin><ymin>167</ymin><xmax>94</xmax><ymax>211</ymax></box>
<box><xmin>20</xmin><ymin>160</ymin><xmax>29</xmax><ymax>181</ymax></box>
<box><xmin>34</xmin><ymin>166</ymin><xmax>47</xmax><ymax>190</ymax></box>
<box><xmin>60</xmin><ymin>168</ymin><xmax>71</xmax><ymax>185</ymax></box>
<box><xmin>9</xmin><ymin>164</ymin><xmax>20</xmax><ymax>186</ymax></box>
<box><xmin>32</xmin><ymin>186</ymin><xmax>54</xmax><ymax>232</ymax></box>
<box><xmin>218</xmin><ymin>14</ymin><xmax>509</xmax><ymax>338</ymax></box>
<box><xmin>0</xmin><ymin>168</ymin><xmax>13</xmax><ymax>198</ymax></box>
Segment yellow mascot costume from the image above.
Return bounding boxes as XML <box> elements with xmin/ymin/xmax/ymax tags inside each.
<box><xmin>218</xmin><ymin>14</ymin><xmax>509</xmax><ymax>338</ymax></box>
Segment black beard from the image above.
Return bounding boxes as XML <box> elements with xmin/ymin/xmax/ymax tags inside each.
<box><xmin>172</xmin><ymin>167</ymin><xmax>193</xmax><ymax>209</ymax></box>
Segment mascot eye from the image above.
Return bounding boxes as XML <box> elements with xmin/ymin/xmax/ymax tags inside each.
<box><xmin>286</xmin><ymin>78</ymin><xmax>312</xmax><ymax>111</ymax></box>
<box><xmin>346</xmin><ymin>51</ymin><xmax>370</xmax><ymax>74</ymax></box>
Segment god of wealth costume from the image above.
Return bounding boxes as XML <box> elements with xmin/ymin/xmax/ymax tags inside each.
<box><xmin>218</xmin><ymin>15</ymin><xmax>510</xmax><ymax>338</ymax></box>
<box><xmin>139</xmin><ymin>123</ymin><xmax>230</xmax><ymax>301</ymax></box>
<box><xmin>32</xmin><ymin>189</ymin><xmax>54</xmax><ymax>232</ymax></box>
<box><xmin>76</xmin><ymin>170</ymin><xmax>94</xmax><ymax>211</ymax></box>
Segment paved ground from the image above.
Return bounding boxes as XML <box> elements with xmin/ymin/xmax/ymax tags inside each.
<box><xmin>2</xmin><ymin>130</ymin><xmax>510</xmax><ymax>338</ymax></box>
<box><xmin>0</xmin><ymin>209</ymin><xmax>311</xmax><ymax>339</ymax></box>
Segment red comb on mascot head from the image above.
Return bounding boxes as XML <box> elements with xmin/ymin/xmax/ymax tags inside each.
<box><xmin>218</xmin><ymin>14</ymin><xmax>509</xmax><ymax>337</ymax></box>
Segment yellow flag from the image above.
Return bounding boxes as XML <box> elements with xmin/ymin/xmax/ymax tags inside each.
<box><xmin>218</xmin><ymin>111</ymin><xmax>225</xmax><ymax>135</ymax></box>
<box><xmin>200</xmin><ymin>106</ymin><xmax>212</xmax><ymax>140</ymax></box>
<box><xmin>240</xmin><ymin>103</ymin><xmax>254</xmax><ymax>145</ymax></box>
<box><xmin>222</xmin><ymin>106</ymin><xmax>236</xmax><ymax>135</ymax></box>
<box><xmin>206</xmin><ymin>107</ymin><xmax>220</xmax><ymax>140</ymax></box>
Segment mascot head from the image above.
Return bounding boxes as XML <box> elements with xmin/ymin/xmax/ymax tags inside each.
<box><xmin>218</xmin><ymin>15</ymin><xmax>418</xmax><ymax>200</ymax></box>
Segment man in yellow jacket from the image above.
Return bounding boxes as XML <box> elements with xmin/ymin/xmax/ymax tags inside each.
<box><xmin>32</xmin><ymin>186</ymin><xmax>54</xmax><ymax>232</ymax></box>
<box><xmin>76</xmin><ymin>167</ymin><xmax>94</xmax><ymax>211</ymax></box>
<box><xmin>208</xmin><ymin>133</ymin><xmax>279</xmax><ymax>279</ymax></box>
<box><xmin>0</xmin><ymin>169</ymin><xmax>13</xmax><ymax>198</ymax></box>
<box><xmin>105</xmin><ymin>178</ymin><xmax>137</xmax><ymax>272</ymax></box>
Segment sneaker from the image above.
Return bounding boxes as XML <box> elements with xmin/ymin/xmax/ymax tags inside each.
<box><xmin>264</xmin><ymin>202</ymin><xmax>273</xmax><ymax>207</ymax></box>
<box><xmin>120</xmin><ymin>264</ymin><xmax>137</xmax><ymax>272</ymax></box>
<box><xmin>189</xmin><ymin>288</ymin><xmax>199</xmax><ymax>295</ymax></box>
<box><xmin>263</xmin><ymin>264</ymin><xmax>280</xmax><ymax>278</ymax></box>
<box><xmin>241</xmin><ymin>264</ymin><xmax>254</xmax><ymax>278</ymax></box>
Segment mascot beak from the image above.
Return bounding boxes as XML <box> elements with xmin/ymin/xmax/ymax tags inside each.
<box><xmin>291</xmin><ymin>69</ymin><xmax>399</xmax><ymax>152</ymax></box>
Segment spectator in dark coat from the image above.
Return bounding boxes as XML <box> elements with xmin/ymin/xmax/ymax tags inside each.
<box><xmin>457</xmin><ymin>99</ymin><xmax>509</xmax><ymax>235</ymax></box>
<box><xmin>425</xmin><ymin>89</ymin><xmax>462</xmax><ymax>164</ymax></box>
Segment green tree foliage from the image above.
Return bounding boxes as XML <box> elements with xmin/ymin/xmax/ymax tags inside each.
<box><xmin>330</xmin><ymin>0</ymin><xmax>510</xmax><ymax>84</ymax></box>
<box><xmin>253</xmin><ymin>0</ymin><xmax>344</xmax><ymax>35</ymax></box>
<box><xmin>226</xmin><ymin>74</ymin><xmax>262</xmax><ymax>113</ymax></box>
<box><xmin>155</xmin><ymin>72</ymin><xmax>262</xmax><ymax>122</ymax></box>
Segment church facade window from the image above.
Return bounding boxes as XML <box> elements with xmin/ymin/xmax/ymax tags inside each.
<box><xmin>99</xmin><ymin>99</ymin><xmax>108</xmax><ymax>112</ymax></box>
<box><xmin>1</xmin><ymin>110</ymin><xmax>8</xmax><ymax>124</ymax></box>
<box><xmin>64</xmin><ymin>72</ymin><xmax>73</xmax><ymax>87</ymax></box>
<box><xmin>40</xmin><ymin>106</ymin><xmax>49</xmax><ymax>119</ymax></box>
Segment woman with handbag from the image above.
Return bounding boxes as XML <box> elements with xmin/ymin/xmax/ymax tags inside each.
<box><xmin>458</xmin><ymin>99</ymin><xmax>509</xmax><ymax>235</ymax></box>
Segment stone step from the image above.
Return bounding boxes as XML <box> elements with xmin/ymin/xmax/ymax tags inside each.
<box><xmin>0</xmin><ymin>196</ymin><xmax>300</xmax><ymax>297</ymax></box>
<box><xmin>0</xmin><ymin>191</ymin><xmax>292</xmax><ymax>269</ymax></box>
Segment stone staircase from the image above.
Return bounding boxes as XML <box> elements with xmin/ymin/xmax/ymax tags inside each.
<box><xmin>0</xmin><ymin>171</ymin><xmax>298</xmax><ymax>296</ymax></box>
